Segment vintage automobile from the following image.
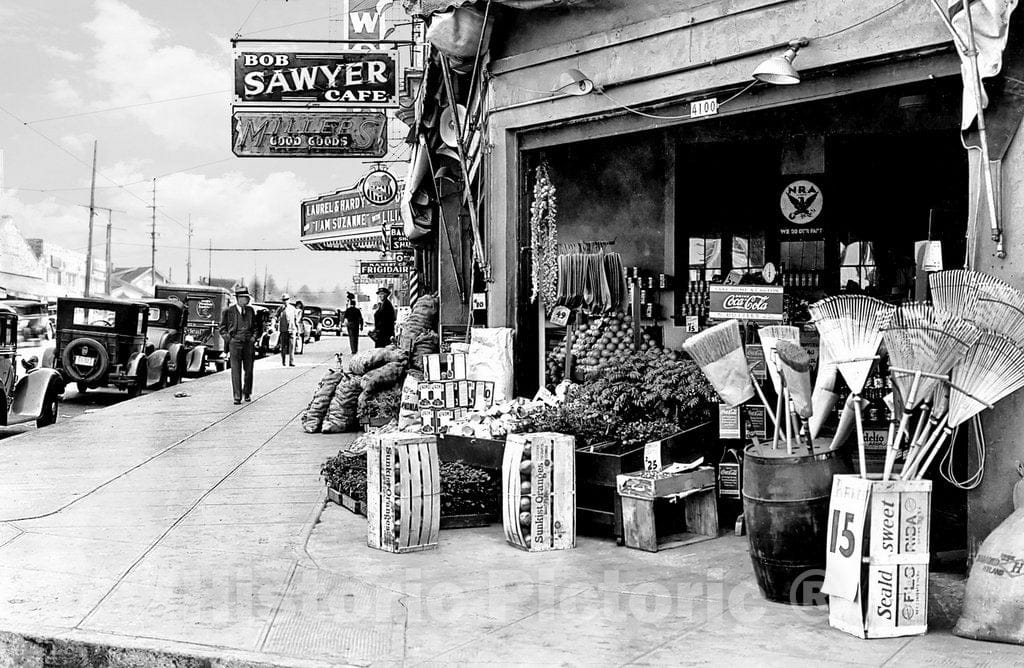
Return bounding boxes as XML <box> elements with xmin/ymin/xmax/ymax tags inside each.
<box><xmin>0</xmin><ymin>305</ymin><xmax>62</xmax><ymax>428</ymax></box>
<box><xmin>154</xmin><ymin>284</ymin><xmax>231</xmax><ymax>375</ymax></box>
<box><xmin>255</xmin><ymin>301</ymin><xmax>283</xmax><ymax>355</ymax></box>
<box><xmin>144</xmin><ymin>299</ymin><xmax>189</xmax><ymax>387</ymax></box>
<box><xmin>319</xmin><ymin>307</ymin><xmax>343</xmax><ymax>337</ymax></box>
<box><xmin>300</xmin><ymin>304</ymin><xmax>323</xmax><ymax>343</ymax></box>
<box><xmin>251</xmin><ymin>303</ymin><xmax>271</xmax><ymax>358</ymax></box>
<box><xmin>4</xmin><ymin>299</ymin><xmax>53</xmax><ymax>343</ymax></box>
<box><xmin>48</xmin><ymin>297</ymin><xmax>149</xmax><ymax>397</ymax></box>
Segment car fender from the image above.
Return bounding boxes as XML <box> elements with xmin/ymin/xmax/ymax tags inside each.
<box><xmin>187</xmin><ymin>346</ymin><xmax>208</xmax><ymax>374</ymax></box>
<box><xmin>41</xmin><ymin>347</ymin><xmax>56</xmax><ymax>369</ymax></box>
<box><xmin>127</xmin><ymin>352</ymin><xmax>147</xmax><ymax>380</ymax></box>
<box><xmin>146</xmin><ymin>349</ymin><xmax>169</xmax><ymax>388</ymax></box>
<box><xmin>8</xmin><ymin>368</ymin><xmax>61</xmax><ymax>425</ymax></box>
<box><xmin>167</xmin><ymin>343</ymin><xmax>185</xmax><ymax>373</ymax></box>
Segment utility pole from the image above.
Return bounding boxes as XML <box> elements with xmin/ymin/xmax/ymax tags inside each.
<box><xmin>186</xmin><ymin>213</ymin><xmax>194</xmax><ymax>284</ymax></box>
<box><xmin>85</xmin><ymin>140</ymin><xmax>97</xmax><ymax>297</ymax></box>
<box><xmin>263</xmin><ymin>264</ymin><xmax>269</xmax><ymax>301</ymax></box>
<box><xmin>208</xmin><ymin>238</ymin><xmax>213</xmax><ymax>285</ymax></box>
<box><xmin>105</xmin><ymin>209</ymin><xmax>112</xmax><ymax>295</ymax></box>
<box><xmin>149</xmin><ymin>178</ymin><xmax>157</xmax><ymax>282</ymax></box>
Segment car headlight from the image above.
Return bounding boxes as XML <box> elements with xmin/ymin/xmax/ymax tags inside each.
<box><xmin>185</xmin><ymin>335</ymin><xmax>196</xmax><ymax>344</ymax></box>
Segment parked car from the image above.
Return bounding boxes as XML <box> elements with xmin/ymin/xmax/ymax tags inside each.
<box><xmin>255</xmin><ymin>301</ymin><xmax>284</xmax><ymax>354</ymax></box>
<box><xmin>154</xmin><ymin>284</ymin><xmax>231</xmax><ymax>374</ymax></box>
<box><xmin>301</xmin><ymin>305</ymin><xmax>323</xmax><ymax>343</ymax></box>
<box><xmin>144</xmin><ymin>299</ymin><xmax>189</xmax><ymax>388</ymax></box>
<box><xmin>48</xmin><ymin>297</ymin><xmax>149</xmax><ymax>397</ymax></box>
<box><xmin>0</xmin><ymin>305</ymin><xmax>62</xmax><ymax>428</ymax></box>
<box><xmin>3</xmin><ymin>299</ymin><xmax>53</xmax><ymax>343</ymax></box>
<box><xmin>251</xmin><ymin>303</ymin><xmax>272</xmax><ymax>358</ymax></box>
<box><xmin>320</xmin><ymin>307</ymin><xmax>343</xmax><ymax>337</ymax></box>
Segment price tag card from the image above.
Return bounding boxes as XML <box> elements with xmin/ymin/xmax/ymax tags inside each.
<box><xmin>822</xmin><ymin>475</ymin><xmax>872</xmax><ymax>602</ymax></box>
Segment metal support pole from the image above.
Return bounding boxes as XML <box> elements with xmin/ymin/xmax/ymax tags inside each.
<box><xmin>85</xmin><ymin>141</ymin><xmax>97</xmax><ymax>297</ymax></box>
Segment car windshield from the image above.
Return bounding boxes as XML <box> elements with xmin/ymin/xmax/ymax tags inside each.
<box><xmin>74</xmin><ymin>307</ymin><xmax>117</xmax><ymax>327</ymax></box>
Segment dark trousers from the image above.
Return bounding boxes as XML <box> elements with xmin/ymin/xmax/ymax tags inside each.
<box><xmin>347</xmin><ymin>327</ymin><xmax>360</xmax><ymax>354</ymax></box>
<box><xmin>229</xmin><ymin>339</ymin><xmax>255</xmax><ymax>400</ymax></box>
<box><xmin>374</xmin><ymin>330</ymin><xmax>393</xmax><ymax>349</ymax></box>
<box><xmin>279</xmin><ymin>331</ymin><xmax>294</xmax><ymax>364</ymax></box>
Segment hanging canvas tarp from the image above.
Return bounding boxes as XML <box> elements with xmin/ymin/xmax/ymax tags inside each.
<box><xmin>404</xmin><ymin>0</ymin><xmax>593</xmax><ymax>18</ymax></box>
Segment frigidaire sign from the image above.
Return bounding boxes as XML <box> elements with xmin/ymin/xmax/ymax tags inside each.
<box><xmin>233</xmin><ymin>50</ymin><xmax>399</xmax><ymax>108</ymax></box>
<box><xmin>231</xmin><ymin>111</ymin><xmax>387</xmax><ymax>158</ymax></box>
<box><xmin>708</xmin><ymin>285</ymin><xmax>784</xmax><ymax>321</ymax></box>
<box><xmin>300</xmin><ymin>184</ymin><xmax>403</xmax><ymax>245</ymax></box>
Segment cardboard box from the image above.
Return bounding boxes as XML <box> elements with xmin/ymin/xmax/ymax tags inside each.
<box><xmin>824</xmin><ymin>476</ymin><xmax>932</xmax><ymax>638</ymax></box>
<box><xmin>419</xmin><ymin>408</ymin><xmax>469</xmax><ymax>435</ymax></box>
<box><xmin>416</xmin><ymin>380</ymin><xmax>494</xmax><ymax>411</ymax></box>
<box><xmin>423</xmin><ymin>353</ymin><xmax>468</xmax><ymax>381</ymax></box>
<box><xmin>366</xmin><ymin>433</ymin><xmax>441</xmax><ymax>554</ymax></box>
<box><xmin>502</xmin><ymin>432</ymin><xmax>576</xmax><ymax>552</ymax></box>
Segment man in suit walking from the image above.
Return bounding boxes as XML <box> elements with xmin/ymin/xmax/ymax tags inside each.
<box><xmin>220</xmin><ymin>286</ymin><xmax>258</xmax><ymax>404</ymax></box>
<box><xmin>342</xmin><ymin>295</ymin><xmax>363</xmax><ymax>355</ymax></box>
<box><xmin>276</xmin><ymin>293</ymin><xmax>299</xmax><ymax>367</ymax></box>
<box><xmin>372</xmin><ymin>287</ymin><xmax>396</xmax><ymax>349</ymax></box>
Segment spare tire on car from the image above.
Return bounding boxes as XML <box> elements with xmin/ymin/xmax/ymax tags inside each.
<box><xmin>61</xmin><ymin>337</ymin><xmax>108</xmax><ymax>383</ymax></box>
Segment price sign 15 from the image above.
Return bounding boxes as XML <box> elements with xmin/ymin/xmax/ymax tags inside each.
<box><xmin>821</xmin><ymin>476</ymin><xmax>872</xmax><ymax>602</ymax></box>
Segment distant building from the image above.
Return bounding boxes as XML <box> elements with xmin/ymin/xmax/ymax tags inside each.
<box><xmin>0</xmin><ymin>215</ymin><xmax>101</xmax><ymax>300</ymax></box>
<box><xmin>110</xmin><ymin>266</ymin><xmax>167</xmax><ymax>297</ymax></box>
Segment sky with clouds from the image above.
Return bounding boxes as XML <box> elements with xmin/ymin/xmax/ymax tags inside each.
<box><xmin>0</xmin><ymin>0</ymin><xmax>412</xmax><ymax>300</ymax></box>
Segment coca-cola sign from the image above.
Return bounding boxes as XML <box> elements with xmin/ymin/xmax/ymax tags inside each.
<box><xmin>709</xmin><ymin>285</ymin><xmax>784</xmax><ymax>321</ymax></box>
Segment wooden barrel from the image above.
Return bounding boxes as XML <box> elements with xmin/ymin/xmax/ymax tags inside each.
<box><xmin>742</xmin><ymin>442</ymin><xmax>851</xmax><ymax>605</ymax></box>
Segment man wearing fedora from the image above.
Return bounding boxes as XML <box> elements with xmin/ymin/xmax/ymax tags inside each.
<box><xmin>220</xmin><ymin>286</ymin><xmax>258</xmax><ymax>404</ymax></box>
<box><xmin>276</xmin><ymin>293</ymin><xmax>298</xmax><ymax>367</ymax></box>
<box><xmin>371</xmin><ymin>287</ymin><xmax>396</xmax><ymax>349</ymax></box>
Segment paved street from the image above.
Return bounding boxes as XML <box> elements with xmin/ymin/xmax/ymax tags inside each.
<box><xmin>0</xmin><ymin>337</ymin><xmax>1020</xmax><ymax>666</ymax></box>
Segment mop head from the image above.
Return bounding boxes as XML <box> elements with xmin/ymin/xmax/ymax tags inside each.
<box><xmin>682</xmin><ymin>319</ymin><xmax>754</xmax><ymax>408</ymax></box>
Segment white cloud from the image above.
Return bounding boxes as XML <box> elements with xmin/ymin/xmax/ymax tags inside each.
<box><xmin>46</xmin><ymin>79</ymin><xmax>84</xmax><ymax>108</ymax></box>
<box><xmin>76</xmin><ymin>0</ymin><xmax>230</xmax><ymax>149</ymax></box>
<box><xmin>41</xmin><ymin>45</ymin><xmax>83</xmax><ymax>62</ymax></box>
<box><xmin>58</xmin><ymin>132</ymin><xmax>97</xmax><ymax>155</ymax></box>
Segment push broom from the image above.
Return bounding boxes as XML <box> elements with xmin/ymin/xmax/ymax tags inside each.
<box><xmin>881</xmin><ymin>303</ymin><xmax>979</xmax><ymax>481</ymax></box>
<box><xmin>683</xmin><ymin>319</ymin><xmax>756</xmax><ymax>408</ymax></box>
<box><xmin>909</xmin><ymin>332</ymin><xmax>1024</xmax><ymax>483</ymax></box>
<box><xmin>809</xmin><ymin>296</ymin><xmax>895</xmax><ymax>478</ymax></box>
<box><xmin>776</xmin><ymin>340</ymin><xmax>815</xmax><ymax>454</ymax></box>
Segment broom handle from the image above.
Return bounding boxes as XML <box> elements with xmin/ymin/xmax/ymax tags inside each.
<box><xmin>911</xmin><ymin>403</ymin><xmax>931</xmax><ymax>453</ymax></box>
<box><xmin>904</xmin><ymin>414</ymin><xmax>948</xmax><ymax>479</ymax></box>
<box><xmin>913</xmin><ymin>428</ymin><xmax>952</xmax><ymax>481</ymax></box>
<box><xmin>803</xmin><ymin>418</ymin><xmax>815</xmax><ymax>454</ymax></box>
<box><xmin>853</xmin><ymin>394</ymin><xmax>867</xmax><ymax>478</ymax></box>
<box><xmin>784</xmin><ymin>390</ymin><xmax>793</xmax><ymax>454</ymax></box>
<box><xmin>892</xmin><ymin>371</ymin><xmax>922</xmax><ymax>449</ymax></box>
<box><xmin>882</xmin><ymin>418</ymin><xmax>898</xmax><ymax>482</ymax></box>
<box><xmin>773</xmin><ymin>383</ymin><xmax>784</xmax><ymax>449</ymax></box>
<box><xmin>749</xmin><ymin>372</ymin><xmax>778</xmax><ymax>431</ymax></box>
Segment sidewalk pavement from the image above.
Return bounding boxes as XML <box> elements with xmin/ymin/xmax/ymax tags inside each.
<box><xmin>1</xmin><ymin>339</ymin><xmax>1021</xmax><ymax>667</ymax></box>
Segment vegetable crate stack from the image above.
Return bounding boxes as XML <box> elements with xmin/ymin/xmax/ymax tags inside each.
<box><xmin>823</xmin><ymin>475</ymin><xmax>932</xmax><ymax>638</ymax></box>
<box><xmin>418</xmin><ymin>353</ymin><xmax>495</xmax><ymax>434</ymax></box>
<box><xmin>366</xmin><ymin>433</ymin><xmax>441</xmax><ymax>554</ymax></box>
<box><xmin>502</xmin><ymin>432</ymin><xmax>576</xmax><ymax>552</ymax></box>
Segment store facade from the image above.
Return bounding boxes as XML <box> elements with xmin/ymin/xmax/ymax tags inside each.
<box><xmin>478</xmin><ymin>1</ymin><xmax>1024</xmax><ymax>551</ymax></box>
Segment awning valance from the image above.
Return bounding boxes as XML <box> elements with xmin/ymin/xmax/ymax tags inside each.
<box><xmin>403</xmin><ymin>0</ymin><xmax>592</xmax><ymax>17</ymax></box>
<box><xmin>302</xmin><ymin>233</ymin><xmax>384</xmax><ymax>252</ymax></box>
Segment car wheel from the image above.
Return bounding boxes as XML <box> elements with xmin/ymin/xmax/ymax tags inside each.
<box><xmin>127</xmin><ymin>366</ymin><xmax>146</xmax><ymax>398</ymax></box>
<box><xmin>156</xmin><ymin>361</ymin><xmax>169</xmax><ymax>389</ymax></box>
<box><xmin>36</xmin><ymin>388</ymin><xmax>59</xmax><ymax>428</ymax></box>
<box><xmin>75</xmin><ymin>381</ymin><xmax>89</xmax><ymax>394</ymax></box>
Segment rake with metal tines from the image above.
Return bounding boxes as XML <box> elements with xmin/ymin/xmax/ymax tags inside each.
<box><xmin>910</xmin><ymin>332</ymin><xmax>1024</xmax><ymax>484</ymax></box>
<box><xmin>975</xmin><ymin>276</ymin><xmax>1024</xmax><ymax>345</ymax></box>
<box><xmin>881</xmin><ymin>303</ymin><xmax>980</xmax><ymax>481</ymax></box>
<box><xmin>929</xmin><ymin>269</ymin><xmax>983</xmax><ymax>320</ymax></box>
<box><xmin>809</xmin><ymin>295</ymin><xmax>896</xmax><ymax>478</ymax></box>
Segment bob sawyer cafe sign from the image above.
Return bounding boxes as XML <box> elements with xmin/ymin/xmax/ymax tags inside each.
<box><xmin>234</xmin><ymin>49</ymin><xmax>399</xmax><ymax>108</ymax></box>
<box><xmin>232</xmin><ymin>111</ymin><xmax>387</xmax><ymax>158</ymax></box>
<box><xmin>300</xmin><ymin>184</ymin><xmax>403</xmax><ymax>246</ymax></box>
<box><xmin>708</xmin><ymin>285</ymin><xmax>784</xmax><ymax>321</ymax></box>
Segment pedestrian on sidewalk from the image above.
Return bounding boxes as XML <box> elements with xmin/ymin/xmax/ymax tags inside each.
<box><xmin>277</xmin><ymin>293</ymin><xmax>298</xmax><ymax>367</ymax></box>
<box><xmin>220</xmin><ymin>286</ymin><xmax>258</xmax><ymax>404</ymax></box>
<box><xmin>371</xmin><ymin>287</ymin><xmax>396</xmax><ymax>349</ymax></box>
<box><xmin>342</xmin><ymin>296</ymin><xmax>363</xmax><ymax>355</ymax></box>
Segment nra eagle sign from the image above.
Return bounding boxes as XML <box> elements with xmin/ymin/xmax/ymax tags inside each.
<box><xmin>234</xmin><ymin>49</ymin><xmax>399</xmax><ymax>108</ymax></box>
<box><xmin>780</xmin><ymin>179</ymin><xmax>823</xmax><ymax>224</ymax></box>
<box><xmin>709</xmin><ymin>285</ymin><xmax>784</xmax><ymax>321</ymax></box>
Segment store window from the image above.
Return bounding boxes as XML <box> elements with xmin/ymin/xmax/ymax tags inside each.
<box><xmin>687</xmin><ymin>236</ymin><xmax>722</xmax><ymax>282</ymax></box>
<box><xmin>731</xmin><ymin>235</ymin><xmax>766</xmax><ymax>276</ymax></box>
<box><xmin>839</xmin><ymin>241</ymin><xmax>877</xmax><ymax>291</ymax></box>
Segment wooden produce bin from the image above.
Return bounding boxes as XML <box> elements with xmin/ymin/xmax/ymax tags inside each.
<box><xmin>366</xmin><ymin>433</ymin><xmax>441</xmax><ymax>554</ymax></box>
<box><xmin>502</xmin><ymin>432</ymin><xmax>576</xmax><ymax>552</ymax></box>
<box><xmin>825</xmin><ymin>476</ymin><xmax>932</xmax><ymax>638</ymax></box>
<box><xmin>616</xmin><ymin>467</ymin><xmax>718</xmax><ymax>552</ymax></box>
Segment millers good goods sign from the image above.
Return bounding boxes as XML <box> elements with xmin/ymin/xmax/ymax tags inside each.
<box><xmin>232</xmin><ymin>111</ymin><xmax>387</xmax><ymax>158</ymax></box>
<box><xmin>301</xmin><ymin>185</ymin><xmax>402</xmax><ymax>244</ymax></box>
<box><xmin>234</xmin><ymin>50</ymin><xmax>399</xmax><ymax>108</ymax></box>
<box><xmin>709</xmin><ymin>285</ymin><xmax>784</xmax><ymax>321</ymax></box>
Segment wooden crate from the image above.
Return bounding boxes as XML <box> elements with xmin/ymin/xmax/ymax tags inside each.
<box><xmin>502</xmin><ymin>432</ymin><xmax>576</xmax><ymax>552</ymax></box>
<box><xmin>826</xmin><ymin>476</ymin><xmax>932</xmax><ymax>638</ymax></box>
<box><xmin>366</xmin><ymin>433</ymin><xmax>441</xmax><ymax>554</ymax></box>
<box><xmin>616</xmin><ymin>467</ymin><xmax>718</xmax><ymax>552</ymax></box>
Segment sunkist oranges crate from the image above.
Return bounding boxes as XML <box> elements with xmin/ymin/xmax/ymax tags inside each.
<box><xmin>824</xmin><ymin>475</ymin><xmax>932</xmax><ymax>638</ymax></box>
<box><xmin>366</xmin><ymin>433</ymin><xmax>441</xmax><ymax>554</ymax></box>
<box><xmin>502</xmin><ymin>432</ymin><xmax>576</xmax><ymax>552</ymax></box>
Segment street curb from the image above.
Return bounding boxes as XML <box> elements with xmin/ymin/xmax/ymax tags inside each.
<box><xmin>0</xmin><ymin>628</ymin><xmax>354</xmax><ymax>668</ymax></box>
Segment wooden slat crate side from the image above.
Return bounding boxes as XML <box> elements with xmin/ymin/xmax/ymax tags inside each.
<box><xmin>864</xmin><ymin>561</ymin><xmax>929</xmax><ymax>637</ymax></box>
<box><xmin>402</xmin><ymin>443</ymin><xmax>418</xmax><ymax>551</ymax></box>
<box><xmin>367</xmin><ymin>434</ymin><xmax>441</xmax><ymax>554</ymax></box>
<box><xmin>366</xmin><ymin>440</ymin><xmax>382</xmax><ymax>551</ymax></box>
<box><xmin>425</xmin><ymin>439</ymin><xmax>441</xmax><ymax>546</ymax></box>
<box><xmin>503</xmin><ymin>433</ymin><xmax>576</xmax><ymax>552</ymax></box>
<box><xmin>551</xmin><ymin>433</ymin><xmax>577</xmax><ymax>550</ymax></box>
<box><xmin>503</xmin><ymin>434</ymin><xmax>527</xmax><ymax>549</ymax></box>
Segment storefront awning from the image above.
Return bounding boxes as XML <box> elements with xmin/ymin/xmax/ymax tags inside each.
<box><xmin>403</xmin><ymin>0</ymin><xmax>593</xmax><ymax>17</ymax></box>
<box><xmin>301</xmin><ymin>232</ymin><xmax>384</xmax><ymax>252</ymax></box>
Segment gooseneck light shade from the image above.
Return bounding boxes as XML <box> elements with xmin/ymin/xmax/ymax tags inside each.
<box><xmin>752</xmin><ymin>39</ymin><xmax>809</xmax><ymax>86</ymax></box>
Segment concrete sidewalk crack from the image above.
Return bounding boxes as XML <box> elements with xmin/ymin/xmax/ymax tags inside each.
<box><xmin>257</xmin><ymin>559</ymin><xmax>300</xmax><ymax>652</ymax></box>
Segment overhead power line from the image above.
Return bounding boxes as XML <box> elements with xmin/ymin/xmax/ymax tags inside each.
<box><xmin>9</xmin><ymin>157</ymin><xmax>235</xmax><ymax>193</ymax></box>
<box><xmin>24</xmin><ymin>91</ymin><xmax>229</xmax><ymax>124</ymax></box>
